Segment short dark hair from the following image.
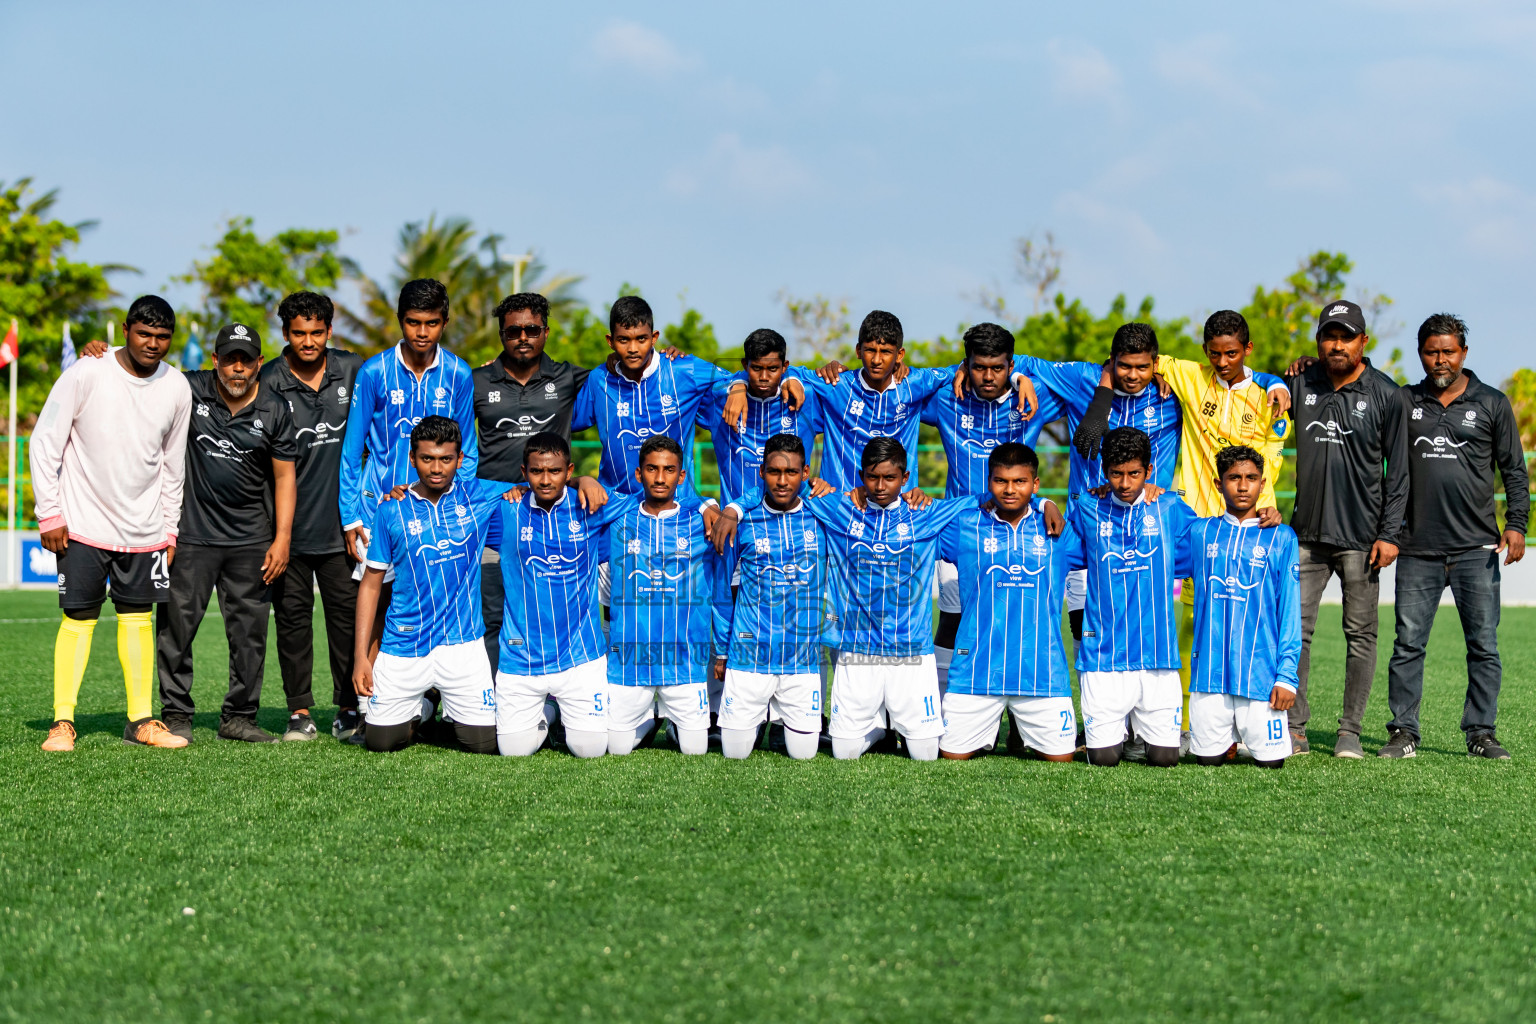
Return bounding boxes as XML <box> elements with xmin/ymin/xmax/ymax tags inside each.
<box><xmin>1216</xmin><ymin>444</ymin><xmax>1265</xmax><ymax>478</ymax></box>
<box><xmin>861</xmin><ymin>437</ymin><xmax>907</xmax><ymax>474</ymax></box>
<box><xmin>410</xmin><ymin>415</ymin><xmax>461</xmax><ymax>453</ymax></box>
<box><xmin>1203</xmin><ymin>310</ymin><xmax>1249</xmax><ymax>346</ymax></box>
<box><xmin>1100</xmin><ymin>426</ymin><xmax>1151</xmax><ymax>472</ymax></box>
<box><xmin>494</xmin><ymin>292</ymin><xmax>550</xmax><ymax>328</ymax></box>
<box><xmin>397</xmin><ymin>279</ymin><xmax>449</xmax><ymax>322</ymax></box>
<box><xmin>1417</xmin><ymin>313</ymin><xmax>1468</xmax><ymax>350</ymax></box>
<box><xmin>762</xmin><ymin>432</ymin><xmax>806</xmax><ymax>466</ymax></box>
<box><xmin>988</xmin><ymin>442</ymin><xmax>1038</xmax><ymax>475</ymax></box>
<box><xmin>742</xmin><ymin>328</ymin><xmax>788</xmax><ymax>363</ymax></box>
<box><xmin>962</xmin><ymin>322</ymin><xmax>1015</xmax><ymax>361</ymax></box>
<box><xmin>278</xmin><ymin>291</ymin><xmax>334</xmax><ymax>331</ymax></box>
<box><xmin>1111</xmin><ymin>322</ymin><xmax>1158</xmax><ymax>358</ymax></box>
<box><xmin>857</xmin><ymin>310</ymin><xmax>903</xmax><ymax>349</ymax></box>
<box><xmin>638</xmin><ymin>434</ymin><xmax>684</xmax><ymax>464</ymax></box>
<box><xmin>125</xmin><ymin>295</ymin><xmax>175</xmax><ymax>332</ymax></box>
<box><xmin>609</xmin><ymin>295</ymin><xmax>654</xmax><ymax>334</ymax></box>
<box><xmin>522</xmin><ymin>431</ymin><xmax>570</xmax><ymax>467</ymax></box>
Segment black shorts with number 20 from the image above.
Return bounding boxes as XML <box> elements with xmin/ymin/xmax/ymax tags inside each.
<box><xmin>57</xmin><ymin>542</ymin><xmax>172</xmax><ymax>609</ymax></box>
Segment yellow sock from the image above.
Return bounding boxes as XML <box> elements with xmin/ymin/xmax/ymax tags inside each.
<box><xmin>117</xmin><ymin>611</ymin><xmax>156</xmax><ymax>722</ymax></box>
<box><xmin>53</xmin><ymin>616</ymin><xmax>97</xmax><ymax>722</ymax></box>
<box><xmin>1177</xmin><ymin>585</ymin><xmax>1194</xmax><ymax>731</ymax></box>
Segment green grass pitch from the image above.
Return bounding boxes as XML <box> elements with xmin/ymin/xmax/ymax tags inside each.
<box><xmin>0</xmin><ymin>589</ymin><xmax>1533</xmax><ymax>1022</ymax></box>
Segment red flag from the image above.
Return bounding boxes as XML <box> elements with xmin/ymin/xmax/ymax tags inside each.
<box><xmin>0</xmin><ymin>321</ymin><xmax>16</xmax><ymax>369</ymax></box>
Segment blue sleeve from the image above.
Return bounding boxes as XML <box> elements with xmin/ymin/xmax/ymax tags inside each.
<box><xmin>912</xmin><ymin>496</ymin><xmax>976</xmax><ymax>540</ymax></box>
<box><xmin>909</xmin><ymin>365</ymin><xmax>956</xmax><ymax>403</ymax></box>
<box><xmin>571</xmin><ymin>370</ymin><xmax>599</xmax><ymax>432</ymax></box>
<box><xmin>1061</xmin><ymin>506</ymin><xmax>1089</xmax><ymax>572</ymax></box>
<box><xmin>484</xmin><ymin>502</ymin><xmax>504</xmax><ymax>551</ymax></box>
<box><xmin>364</xmin><ymin>504</ymin><xmax>394</xmax><ymax>569</ymax></box>
<box><xmin>589</xmin><ymin>492</ymin><xmax>639</xmax><ymax>531</ymax></box>
<box><xmin>800</xmin><ymin>492</ymin><xmax>854</xmax><ymax>535</ymax></box>
<box><xmin>710</xmin><ymin>542</ymin><xmax>735</xmax><ymax>660</ymax></box>
<box><xmin>454</xmin><ymin>366</ymin><xmax>479</xmax><ymax>479</ymax></box>
<box><xmin>938</xmin><ymin>519</ymin><xmax>963</xmax><ymax>564</ymax></box>
<box><xmin>920</xmin><ymin>389</ymin><xmax>945</xmax><ymax>427</ymax></box>
<box><xmin>1169</xmin><ymin>500</ymin><xmax>1200</xmax><ymax>578</ymax></box>
<box><xmin>1253</xmin><ymin>370</ymin><xmax>1286</xmax><ymax>392</ymax></box>
<box><xmin>464</xmin><ymin>477</ymin><xmax>513</xmax><ymax>505</ymax></box>
<box><xmin>339</xmin><ymin>360</ymin><xmax>379</xmax><ymax>529</ymax></box>
<box><xmin>726</xmin><ymin>485</ymin><xmax>764</xmax><ymax>517</ymax></box>
<box><xmin>691</xmin><ymin>357</ymin><xmax>731</xmax><ymax>395</ymax></box>
<box><xmin>1273</xmin><ymin>531</ymin><xmax>1302</xmax><ymax>690</ymax></box>
<box><xmin>1017</xmin><ymin>357</ymin><xmax>1099</xmax><ymax>416</ymax></box>
<box><xmin>1027</xmin><ymin>373</ymin><xmax>1069</xmax><ymax>425</ymax></box>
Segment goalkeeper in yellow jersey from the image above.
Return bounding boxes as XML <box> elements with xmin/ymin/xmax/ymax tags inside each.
<box><xmin>1073</xmin><ymin>309</ymin><xmax>1291</xmax><ymax>748</ymax></box>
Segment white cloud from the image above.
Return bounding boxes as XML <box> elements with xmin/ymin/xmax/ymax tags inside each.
<box><xmin>1046</xmin><ymin>39</ymin><xmax>1121</xmax><ymax>106</ymax></box>
<box><xmin>588</xmin><ymin>20</ymin><xmax>692</xmax><ymax>77</ymax></box>
<box><xmin>1153</xmin><ymin>34</ymin><xmax>1260</xmax><ymax>108</ymax></box>
<box><xmin>665</xmin><ymin>134</ymin><xmax>816</xmax><ymax>202</ymax></box>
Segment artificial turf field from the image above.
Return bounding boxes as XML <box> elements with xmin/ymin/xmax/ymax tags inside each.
<box><xmin>0</xmin><ymin>590</ymin><xmax>1533</xmax><ymax>1023</ymax></box>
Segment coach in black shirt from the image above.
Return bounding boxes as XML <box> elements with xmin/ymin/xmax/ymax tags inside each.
<box><xmin>1380</xmin><ymin>314</ymin><xmax>1529</xmax><ymax>760</ymax></box>
<box><xmin>259</xmin><ymin>292</ymin><xmax>365</xmax><ymax>742</ymax></box>
<box><xmin>1286</xmin><ymin>301</ymin><xmax>1408</xmax><ymax>758</ymax></box>
<box><xmin>473</xmin><ymin>293</ymin><xmax>589</xmax><ymax>663</ymax></box>
<box><xmin>158</xmin><ymin>323</ymin><xmax>297</xmax><ymax>743</ymax></box>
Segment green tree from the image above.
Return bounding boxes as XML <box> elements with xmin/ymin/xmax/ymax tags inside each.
<box><xmin>1504</xmin><ymin>368</ymin><xmax>1536</xmax><ymax>453</ymax></box>
<box><xmin>1240</xmin><ymin>250</ymin><xmax>1401</xmax><ymax>376</ymax></box>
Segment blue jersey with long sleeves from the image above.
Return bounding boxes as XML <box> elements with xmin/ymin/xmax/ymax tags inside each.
<box><xmin>704</xmin><ymin>379</ymin><xmax>822</xmax><ymax>503</ymax></box>
<box><xmin>1062</xmin><ymin>492</ymin><xmax>1198</xmax><ymax>673</ymax></box>
<box><xmin>713</xmin><ymin>497</ymin><xmax>833</xmax><ymax>673</ymax></box>
<box><xmin>365</xmin><ymin>477</ymin><xmax>505</xmax><ymax>657</ymax></box>
<box><xmin>571</xmin><ymin>352</ymin><xmax>729</xmax><ymax>501</ymax></box>
<box><xmin>921</xmin><ymin>373</ymin><xmax>1065</xmax><ymax>498</ymax></box>
<box><xmin>492</xmin><ymin>490</ymin><xmax>637</xmax><ymax>676</ymax></box>
<box><xmin>339</xmin><ymin>343</ymin><xmax>478</xmax><ymax>531</ymax></box>
<box><xmin>938</xmin><ymin>502</ymin><xmax>1075</xmax><ymax>697</ymax></box>
<box><xmin>606</xmin><ymin>497</ymin><xmax>726</xmax><ymax>687</ymax></box>
<box><xmin>791</xmin><ymin>365</ymin><xmax>955</xmax><ymax>492</ymax></box>
<box><xmin>1018</xmin><ymin>356</ymin><xmax>1181</xmax><ymax>498</ymax></box>
<box><xmin>1186</xmin><ymin>516</ymin><xmax>1302</xmax><ymax>700</ymax></box>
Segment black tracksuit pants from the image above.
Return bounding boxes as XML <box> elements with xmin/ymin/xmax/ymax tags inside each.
<box><xmin>156</xmin><ymin>542</ymin><xmax>272</xmax><ymax>719</ymax></box>
<box><xmin>273</xmin><ymin>550</ymin><xmax>358</xmax><ymax>712</ymax></box>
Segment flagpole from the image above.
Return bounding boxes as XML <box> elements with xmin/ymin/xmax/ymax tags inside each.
<box><xmin>6</xmin><ymin>319</ymin><xmax>16</xmax><ymax>587</ymax></box>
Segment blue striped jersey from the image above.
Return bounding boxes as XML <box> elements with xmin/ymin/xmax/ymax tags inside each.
<box><xmin>364</xmin><ymin>477</ymin><xmax>507</xmax><ymax>657</ymax></box>
<box><xmin>789</xmin><ymin>365</ymin><xmax>956</xmax><ymax>492</ymax></box>
<box><xmin>703</xmin><ymin>381</ymin><xmax>823</xmax><ymax>503</ymax></box>
<box><xmin>1018</xmin><ymin>356</ymin><xmax>1181</xmax><ymax>498</ymax></box>
<box><xmin>1061</xmin><ymin>492</ymin><xmax>1198</xmax><ymax>672</ymax></box>
<box><xmin>339</xmin><ymin>342</ymin><xmax>479</xmax><ymax>531</ymax></box>
<box><xmin>938</xmin><ymin>502</ymin><xmax>1076</xmax><ymax>697</ymax></box>
<box><xmin>921</xmin><ymin>373</ymin><xmax>1065</xmax><ymax>498</ymax></box>
<box><xmin>491</xmin><ymin>489</ymin><xmax>638</xmax><ymax>676</ymax></box>
<box><xmin>605</xmin><ymin>497</ymin><xmax>728</xmax><ymax>687</ymax></box>
<box><xmin>571</xmin><ymin>352</ymin><xmax>729</xmax><ymax>501</ymax></box>
<box><xmin>713</xmin><ymin>497</ymin><xmax>833</xmax><ymax>673</ymax></box>
<box><xmin>1185</xmin><ymin>516</ymin><xmax>1302</xmax><ymax>700</ymax></box>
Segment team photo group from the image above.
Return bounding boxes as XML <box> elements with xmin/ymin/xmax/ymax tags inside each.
<box><xmin>30</xmin><ymin>278</ymin><xmax>1530</xmax><ymax>766</ymax></box>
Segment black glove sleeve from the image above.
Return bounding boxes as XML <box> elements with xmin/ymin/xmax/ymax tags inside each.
<box><xmin>1073</xmin><ymin>385</ymin><xmax>1115</xmax><ymax>462</ymax></box>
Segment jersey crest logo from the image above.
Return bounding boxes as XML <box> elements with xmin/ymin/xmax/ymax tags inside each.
<box><xmin>660</xmin><ymin>394</ymin><xmax>675</xmax><ymax>407</ymax></box>
<box><xmin>1252</xmin><ymin>545</ymin><xmax>1266</xmax><ymax>558</ymax></box>
<box><xmin>545</xmin><ymin>382</ymin><xmax>557</xmax><ymax>395</ymax></box>
<box><xmin>1273</xmin><ymin>420</ymin><xmax>1288</xmax><ymax>438</ymax></box>
<box><xmin>1144</xmin><ymin>405</ymin><xmax>1157</xmax><ymax>419</ymax></box>
<box><xmin>895</xmin><ymin>402</ymin><xmax>906</xmax><ymax>415</ymax></box>
<box><xmin>253</xmin><ymin>418</ymin><xmax>263</xmax><ymax>430</ymax></box>
<box><xmin>337</xmin><ymin>386</ymin><xmax>347</xmax><ymax>399</ymax></box>
<box><xmin>895</xmin><ymin>522</ymin><xmax>910</xmax><ymax>536</ymax></box>
<box><xmin>1033</xmin><ymin>534</ymin><xmax>1046</xmax><ymax>548</ymax></box>
<box><xmin>568</xmin><ymin>519</ymin><xmax>582</xmax><ymax>533</ymax></box>
<box><xmin>781</xmin><ymin>416</ymin><xmax>793</xmax><ymax>429</ymax></box>
<box><xmin>1465</xmin><ymin>410</ymin><xmax>1478</xmax><ymax>422</ymax></box>
<box><xmin>848</xmin><ymin>400</ymin><xmax>865</xmax><ymax>417</ymax></box>
<box><xmin>488</xmin><ymin>391</ymin><xmax>501</xmax><ymax>403</ymax></box>
<box><xmin>434</xmin><ymin>387</ymin><xmax>447</xmax><ymax>401</ymax></box>
<box><xmin>1009</xmin><ymin>410</ymin><xmax>1020</xmax><ymax>423</ymax></box>
<box><xmin>802</xmin><ymin>529</ymin><xmax>817</xmax><ymax>545</ymax></box>
<box><xmin>1143</xmin><ymin>515</ymin><xmax>1156</xmax><ymax>527</ymax></box>
<box><xmin>676</xmin><ymin>536</ymin><xmax>689</xmax><ymax>551</ymax></box>
<box><xmin>1355</xmin><ymin>400</ymin><xmax>1367</xmax><ymax>411</ymax></box>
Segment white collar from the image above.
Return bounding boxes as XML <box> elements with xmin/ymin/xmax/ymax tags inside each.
<box><xmin>766</xmin><ymin>498</ymin><xmax>804</xmax><ymax>515</ymax></box>
<box><xmin>1212</xmin><ymin>368</ymin><xmax>1255</xmax><ymax>391</ymax></box>
<box><xmin>640</xmin><ymin>501</ymin><xmax>681</xmax><ymax>520</ymax></box>
<box><xmin>870</xmin><ymin>496</ymin><xmax>905</xmax><ymax>511</ymax></box>
<box><xmin>856</xmin><ymin>369</ymin><xmax>895</xmax><ymax>394</ymax></box>
<box><xmin>1109</xmin><ymin>490</ymin><xmax>1148</xmax><ymax>508</ymax></box>
<box><xmin>529</xmin><ymin>488</ymin><xmax>570</xmax><ymax>514</ymax></box>
<box><xmin>619</xmin><ymin>350</ymin><xmax>661</xmax><ymax>382</ymax></box>
<box><xmin>984</xmin><ymin>503</ymin><xmax>1035</xmax><ymax>527</ymax></box>
<box><xmin>395</xmin><ymin>340</ymin><xmax>442</xmax><ymax>373</ymax></box>
<box><xmin>1221</xmin><ymin>512</ymin><xmax>1262</xmax><ymax>527</ymax></box>
<box><xmin>406</xmin><ymin>477</ymin><xmax>459</xmax><ymax>505</ymax></box>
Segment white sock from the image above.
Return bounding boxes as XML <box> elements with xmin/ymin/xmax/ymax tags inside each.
<box><xmin>565</xmin><ymin>729</ymin><xmax>607</xmax><ymax>758</ymax></box>
<box><xmin>497</xmin><ymin>730</ymin><xmax>544</xmax><ymax>757</ymax></box>
<box><xmin>833</xmin><ymin>726</ymin><xmax>884</xmax><ymax>760</ymax></box>
<box><xmin>934</xmin><ymin>646</ymin><xmax>953</xmax><ymax>690</ymax></box>
<box><xmin>783</xmin><ymin>727</ymin><xmax>819</xmax><ymax>760</ymax></box>
<box><xmin>721</xmin><ymin>727</ymin><xmax>757</xmax><ymax>759</ymax></box>
<box><xmin>417</xmin><ymin>696</ymin><xmax>435</xmax><ymax>724</ymax></box>
<box><xmin>608</xmin><ymin>720</ymin><xmax>654</xmax><ymax>756</ymax></box>
<box><xmin>905</xmin><ymin>736</ymin><xmax>939</xmax><ymax>761</ymax></box>
<box><xmin>543</xmin><ymin>699</ymin><xmax>558</xmax><ymax>728</ymax></box>
<box><xmin>676</xmin><ymin>727</ymin><xmax>708</xmax><ymax>755</ymax></box>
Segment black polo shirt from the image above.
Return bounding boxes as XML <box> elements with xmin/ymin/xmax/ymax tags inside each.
<box><xmin>1396</xmin><ymin>369</ymin><xmax>1530</xmax><ymax>557</ymax></box>
<box><xmin>259</xmin><ymin>347</ymin><xmax>364</xmax><ymax>555</ymax></box>
<box><xmin>472</xmin><ymin>353</ymin><xmax>589</xmax><ymax>483</ymax></box>
<box><xmin>1287</xmin><ymin>359</ymin><xmax>1408</xmax><ymax>550</ymax></box>
<box><xmin>179</xmin><ymin>370</ymin><xmax>297</xmax><ymax>547</ymax></box>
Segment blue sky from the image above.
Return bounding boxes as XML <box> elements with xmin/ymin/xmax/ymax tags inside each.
<box><xmin>4</xmin><ymin>1</ymin><xmax>1533</xmax><ymax>379</ymax></box>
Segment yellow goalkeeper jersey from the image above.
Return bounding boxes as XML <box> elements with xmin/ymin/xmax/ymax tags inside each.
<box><xmin>1157</xmin><ymin>355</ymin><xmax>1291</xmax><ymax>516</ymax></box>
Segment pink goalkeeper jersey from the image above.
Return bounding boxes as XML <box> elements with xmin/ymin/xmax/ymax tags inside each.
<box><xmin>30</xmin><ymin>349</ymin><xmax>192</xmax><ymax>552</ymax></box>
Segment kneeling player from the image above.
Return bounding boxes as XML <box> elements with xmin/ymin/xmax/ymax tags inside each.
<box><xmin>606</xmin><ymin>436</ymin><xmax>725</xmax><ymax>755</ymax></box>
<box><xmin>352</xmin><ymin>417</ymin><xmax>506</xmax><ymax>754</ymax></box>
<box><xmin>938</xmin><ymin>444</ymin><xmax>1078</xmax><ymax>761</ymax></box>
<box><xmin>711</xmin><ymin>434</ymin><xmax>829</xmax><ymax>759</ymax></box>
<box><xmin>1064</xmin><ymin>427</ymin><xmax>1198</xmax><ymax>767</ymax></box>
<box><xmin>1185</xmin><ymin>446</ymin><xmax>1299</xmax><ymax>768</ymax></box>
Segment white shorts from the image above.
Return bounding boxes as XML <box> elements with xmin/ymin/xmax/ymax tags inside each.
<box><xmin>496</xmin><ymin>657</ymin><xmax>608</xmax><ymax>736</ymax></box>
<box><xmin>352</xmin><ymin>531</ymin><xmax>397</xmax><ymax>584</ymax></box>
<box><xmin>720</xmin><ymin>668</ymin><xmax>822</xmax><ymax>732</ymax></box>
<box><xmin>367</xmin><ymin>640</ymin><xmax>495</xmax><ymax>727</ymax></box>
<box><xmin>936</xmin><ymin>560</ymin><xmax>961</xmax><ymax>614</ymax></box>
<box><xmin>828</xmin><ymin>652</ymin><xmax>943</xmax><ymax>741</ymax></box>
<box><xmin>1079</xmin><ymin>668</ymin><xmax>1181</xmax><ymax>749</ymax></box>
<box><xmin>1189</xmin><ymin>691</ymin><xmax>1290</xmax><ymax>761</ymax></box>
<box><xmin>597</xmin><ymin>560</ymin><xmax>611</xmax><ymax>609</ymax></box>
<box><xmin>940</xmin><ymin>693</ymin><xmax>1076</xmax><ymax>756</ymax></box>
<box><xmin>607</xmin><ymin>681</ymin><xmax>710</xmax><ymax>732</ymax></box>
<box><xmin>1065</xmin><ymin>569</ymin><xmax>1086</xmax><ymax>613</ymax></box>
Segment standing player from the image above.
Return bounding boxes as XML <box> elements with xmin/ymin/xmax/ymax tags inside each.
<box><xmin>704</xmin><ymin>328</ymin><xmax>822</xmax><ymax>504</ymax></box>
<box><xmin>711</xmin><ymin>434</ymin><xmax>830</xmax><ymax>760</ymax></box>
<box><xmin>1184</xmin><ymin>446</ymin><xmax>1299</xmax><ymax>769</ymax></box>
<box><xmin>937</xmin><ymin>443</ymin><xmax>1079</xmax><ymax>762</ymax></box>
<box><xmin>1062</xmin><ymin>427</ymin><xmax>1198</xmax><ymax>767</ymax></box>
<box><xmin>604</xmin><ymin>436</ymin><xmax>726</xmax><ymax>756</ymax></box>
<box><xmin>32</xmin><ymin>295</ymin><xmax>192</xmax><ymax>751</ymax></box>
<box><xmin>351</xmin><ymin>417</ymin><xmax>505</xmax><ymax>754</ymax></box>
<box><xmin>260</xmin><ymin>291</ymin><xmax>366</xmax><ymax>742</ymax></box>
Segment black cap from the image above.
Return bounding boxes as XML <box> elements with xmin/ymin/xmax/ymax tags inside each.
<box><xmin>1317</xmin><ymin>299</ymin><xmax>1366</xmax><ymax>337</ymax></box>
<box><xmin>214</xmin><ymin>323</ymin><xmax>262</xmax><ymax>360</ymax></box>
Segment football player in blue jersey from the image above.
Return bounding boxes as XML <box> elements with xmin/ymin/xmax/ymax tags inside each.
<box><xmin>703</xmin><ymin>328</ymin><xmax>822</xmax><ymax>504</ymax></box>
<box><xmin>1183</xmin><ymin>445</ymin><xmax>1299</xmax><ymax>768</ymax></box>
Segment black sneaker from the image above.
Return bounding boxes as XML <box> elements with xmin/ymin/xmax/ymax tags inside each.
<box><xmin>1377</xmin><ymin>729</ymin><xmax>1417</xmax><ymax>759</ymax></box>
<box><xmin>1467</xmin><ymin>732</ymin><xmax>1511</xmax><ymax>760</ymax></box>
<box><xmin>332</xmin><ymin>708</ymin><xmax>362</xmax><ymax>742</ymax></box>
<box><xmin>217</xmin><ymin>715</ymin><xmax>280</xmax><ymax>744</ymax></box>
<box><xmin>162</xmin><ymin>711</ymin><xmax>194</xmax><ymax>743</ymax></box>
<box><xmin>282</xmin><ymin>713</ymin><xmax>318</xmax><ymax>742</ymax></box>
